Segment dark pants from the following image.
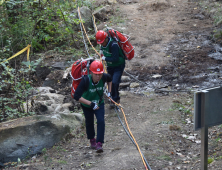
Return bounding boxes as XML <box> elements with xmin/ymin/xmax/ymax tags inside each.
<box><xmin>107</xmin><ymin>63</ymin><xmax>125</xmax><ymax>102</ymax></box>
<box><xmin>81</xmin><ymin>103</ymin><xmax>105</xmax><ymax>143</ymax></box>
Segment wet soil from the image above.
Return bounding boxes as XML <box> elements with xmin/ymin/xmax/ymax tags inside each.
<box><xmin>4</xmin><ymin>0</ymin><xmax>222</xmax><ymax>170</ymax></box>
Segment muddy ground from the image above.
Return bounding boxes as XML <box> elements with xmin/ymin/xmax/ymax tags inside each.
<box><xmin>4</xmin><ymin>0</ymin><xmax>222</xmax><ymax>169</ymax></box>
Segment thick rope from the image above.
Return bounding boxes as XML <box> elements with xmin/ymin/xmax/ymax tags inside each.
<box><xmin>77</xmin><ymin>9</ymin><xmax>90</xmax><ymax>58</ymax></box>
<box><xmin>78</xmin><ymin>7</ymin><xmax>101</xmax><ymax>59</ymax></box>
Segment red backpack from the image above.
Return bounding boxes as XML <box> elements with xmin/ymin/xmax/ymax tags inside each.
<box><xmin>107</xmin><ymin>28</ymin><xmax>135</xmax><ymax>60</ymax></box>
<box><xmin>70</xmin><ymin>58</ymin><xmax>94</xmax><ymax>98</ymax></box>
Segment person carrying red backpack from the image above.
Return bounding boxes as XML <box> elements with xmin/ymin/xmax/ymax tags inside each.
<box><xmin>96</xmin><ymin>30</ymin><xmax>125</xmax><ymax>109</ymax></box>
<box><xmin>74</xmin><ymin>60</ymin><xmax>112</xmax><ymax>153</ymax></box>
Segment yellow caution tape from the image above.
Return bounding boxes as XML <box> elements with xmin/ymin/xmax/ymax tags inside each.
<box><xmin>27</xmin><ymin>46</ymin><xmax>30</xmax><ymax>69</ymax></box>
<box><xmin>0</xmin><ymin>44</ymin><xmax>31</xmax><ymax>65</ymax></box>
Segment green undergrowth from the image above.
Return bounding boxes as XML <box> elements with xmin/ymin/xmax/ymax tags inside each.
<box><xmin>198</xmin><ymin>0</ymin><xmax>222</xmax><ymax>43</ymax></box>
<box><xmin>0</xmin><ymin>0</ymin><xmax>99</xmax><ymax>122</ymax></box>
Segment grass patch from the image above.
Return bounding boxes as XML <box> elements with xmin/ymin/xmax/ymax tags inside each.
<box><xmin>208</xmin><ymin>157</ymin><xmax>214</xmax><ymax>164</ymax></box>
<box><xmin>58</xmin><ymin>160</ymin><xmax>67</xmax><ymax>164</ymax></box>
<box><xmin>215</xmin><ymin>156</ymin><xmax>222</xmax><ymax>160</ymax></box>
<box><xmin>109</xmin><ymin>15</ymin><xmax>125</xmax><ymax>25</ymax></box>
<box><xmin>150</xmin><ymin>111</ymin><xmax>159</xmax><ymax>114</ymax></box>
<box><xmin>157</xmin><ymin>155</ymin><xmax>171</xmax><ymax>161</ymax></box>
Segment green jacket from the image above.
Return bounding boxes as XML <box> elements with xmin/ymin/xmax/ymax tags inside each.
<box><xmin>101</xmin><ymin>37</ymin><xmax>125</xmax><ymax>67</ymax></box>
<box><xmin>81</xmin><ymin>75</ymin><xmax>104</xmax><ymax>108</ymax></box>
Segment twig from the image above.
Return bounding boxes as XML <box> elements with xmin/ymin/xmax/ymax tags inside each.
<box><xmin>124</xmin><ymin>70</ymin><xmax>147</xmax><ymax>85</ymax></box>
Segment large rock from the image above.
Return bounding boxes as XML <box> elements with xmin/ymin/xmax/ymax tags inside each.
<box><xmin>92</xmin><ymin>5</ymin><xmax>112</xmax><ymax>21</ymax></box>
<box><xmin>71</xmin><ymin>6</ymin><xmax>93</xmax><ymax>31</ymax></box>
<box><xmin>1</xmin><ymin>87</ymin><xmax>84</xmax><ymax>165</ymax></box>
<box><xmin>0</xmin><ymin>112</ymin><xmax>84</xmax><ymax>165</ymax></box>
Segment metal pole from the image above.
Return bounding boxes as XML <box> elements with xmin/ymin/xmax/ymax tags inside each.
<box><xmin>200</xmin><ymin>91</ymin><xmax>208</xmax><ymax>170</ymax></box>
<box><xmin>201</xmin><ymin>126</ymin><xmax>208</xmax><ymax>170</ymax></box>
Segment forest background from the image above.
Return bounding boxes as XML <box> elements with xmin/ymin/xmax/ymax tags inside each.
<box><xmin>0</xmin><ymin>0</ymin><xmax>99</xmax><ymax>122</ymax></box>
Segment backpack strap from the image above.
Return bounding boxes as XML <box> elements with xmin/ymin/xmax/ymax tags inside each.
<box><xmin>109</xmin><ymin>39</ymin><xmax>126</xmax><ymax>59</ymax></box>
<box><xmin>82</xmin><ymin>75</ymin><xmax>89</xmax><ymax>91</ymax></box>
<box><xmin>92</xmin><ymin>75</ymin><xmax>103</xmax><ymax>104</ymax></box>
<box><xmin>88</xmin><ymin>75</ymin><xmax>103</xmax><ymax>105</ymax></box>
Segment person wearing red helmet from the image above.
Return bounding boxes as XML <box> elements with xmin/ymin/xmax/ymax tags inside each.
<box><xmin>74</xmin><ymin>60</ymin><xmax>112</xmax><ymax>153</ymax></box>
<box><xmin>96</xmin><ymin>30</ymin><xmax>125</xmax><ymax>109</ymax></box>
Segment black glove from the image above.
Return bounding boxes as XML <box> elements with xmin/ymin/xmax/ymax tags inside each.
<box><xmin>90</xmin><ymin>102</ymin><xmax>99</xmax><ymax>110</ymax></box>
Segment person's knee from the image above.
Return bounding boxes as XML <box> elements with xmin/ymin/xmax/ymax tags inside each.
<box><xmin>86</xmin><ymin>122</ymin><xmax>94</xmax><ymax>128</ymax></box>
<box><xmin>112</xmin><ymin>83</ymin><xmax>119</xmax><ymax>89</ymax></box>
<box><xmin>112</xmin><ymin>75</ymin><xmax>122</xmax><ymax>84</ymax></box>
<box><xmin>97</xmin><ymin>119</ymin><xmax>105</xmax><ymax>125</ymax></box>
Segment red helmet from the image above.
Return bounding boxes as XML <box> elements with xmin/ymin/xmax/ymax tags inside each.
<box><xmin>96</xmin><ymin>30</ymin><xmax>107</xmax><ymax>44</ymax></box>
<box><xmin>90</xmin><ymin>60</ymin><xmax>104</xmax><ymax>74</ymax></box>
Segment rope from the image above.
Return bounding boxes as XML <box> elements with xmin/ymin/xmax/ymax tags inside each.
<box><xmin>114</xmin><ymin>107</ymin><xmax>152</xmax><ymax>170</ymax></box>
<box><xmin>77</xmin><ymin>7</ymin><xmax>151</xmax><ymax>169</ymax></box>
<box><xmin>77</xmin><ymin>7</ymin><xmax>101</xmax><ymax>59</ymax></box>
<box><xmin>77</xmin><ymin>8</ymin><xmax>90</xmax><ymax>58</ymax></box>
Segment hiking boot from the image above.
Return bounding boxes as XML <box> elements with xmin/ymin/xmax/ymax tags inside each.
<box><xmin>96</xmin><ymin>142</ymin><xmax>103</xmax><ymax>153</ymax></box>
<box><xmin>90</xmin><ymin>138</ymin><xmax>96</xmax><ymax>149</ymax></box>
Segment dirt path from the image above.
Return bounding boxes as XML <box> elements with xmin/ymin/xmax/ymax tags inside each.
<box><xmin>4</xmin><ymin>0</ymin><xmax>222</xmax><ymax>170</ymax></box>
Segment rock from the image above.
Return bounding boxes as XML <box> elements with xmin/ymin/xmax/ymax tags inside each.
<box><xmin>96</xmin><ymin>23</ymin><xmax>106</xmax><ymax>31</ymax></box>
<box><xmin>34</xmin><ymin>102</ymin><xmax>49</xmax><ymax>115</ymax></box>
<box><xmin>152</xmin><ymin>74</ymin><xmax>162</xmax><ymax>78</ymax></box>
<box><xmin>208</xmin><ymin>52</ymin><xmax>222</xmax><ymax>60</ymax></box>
<box><xmin>193</xmin><ymin>14</ymin><xmax>205</xmax><ymax>20</ymax></box>
<box><xmin>35</xmin><ymin>87</ymin><xmax>55</xmax><ymax>94</ymax></box>
<box><xmin>70</xmin><ymin>6</ymin><xmax>93</xmax><ymax>31</ymax></box>
<box><xmin>130</xmin><ymin>82</ymin><xmax>140</xmax><ymax>88</ymax></box>
<box><xmin>51</xmin><ymin>62</ymin><xmax>70</xmax><ymax>70</ymax></box>
<box><xmin>35</xmin><ymin>66</ymin><xmax>51</xmax><ymax>80</ymax></box>
<box><xmin>42</xmin><ymin>79</ymin><xmax>56</xmax><ymax>87</ymax></box>
<box><xmin>119</xmin><ymin>0</ymin><xmax>139</xmax><ymax>3</ymax></box>
<box><xmin>182</xmin><ymin>134</ymin><xmax>187</xmax><ymax>138</ymax></box>
<box><xmin>0</xmin><ymin>112</ymin><xmax>84</xmax><ymax>165</ymax></box>
<box><xmin>195</xmin><ymin>140</ymin><xmax>201</xmax><ymax>144</ymax></box>
<box><xmin>0</xmin><ymin>119</ymin><xmax>69</xmax><ymax>164</ymax></box>
<box><xmin>92</xmin><ymin>5</ymin><xmax>112</xmax><ymax>21</ymax></box>
<box><xmin>121</xmin><ymin>76</ymin><xmax>131</xmax><ymax>82</ymax></box>
<box><xmin>108</xmin><ymin>0</ymin><xmax>117</xmax><ymax>4</ymax></box>
<box><xmin>1</xmin><ymin>85</ymin><xmax>86</xmax><ymax>165</ymax></box>
<box><xmin>119</xmin><ymin>82</ymin><xmax>130</xmax><ymax>88</ymax></box>
<box><xmin>119</xmin><ymin>91</ymin><xmax>128</xmax><ymax>96</ymax></box>
<box><xmin>63</xmin><ymin>67</ymin><xmax>72</xmax><ymax>79</ymax></box>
